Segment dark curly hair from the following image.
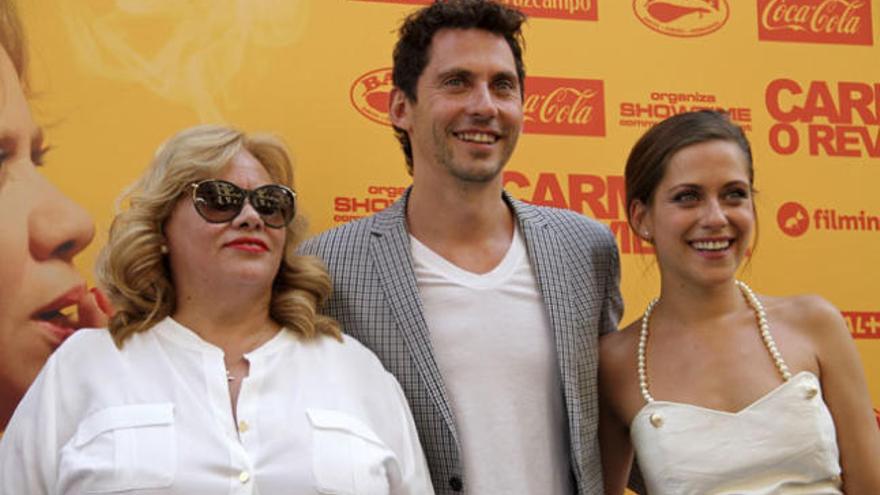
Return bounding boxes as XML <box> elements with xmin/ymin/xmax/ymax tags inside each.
<box><xmin>392</xmin><ymin>0</ymin><xmax>527</xmax><ymax>174</ymax></box>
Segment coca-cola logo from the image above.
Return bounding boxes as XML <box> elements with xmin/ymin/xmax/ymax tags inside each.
<box><xmin>633</xmin><ymin>0</ymin><xmax>729</xmax><ymax>37</ymax></box>
<box><xmin>350</xmin><ymin>68</ymin><xmax>393</xmax><ymax>126</ymax></box>
<box><xmin>350</xmin><ymin>70</ymin><xmax>606</xmax><ymax>137</ymax></box>
<box><xmin>523</xmin><ymin>77</ymin><xmax>605</xmax><ymax>136</ymax></box>
<box><xmin>758</xmin><ymin>0</ymin><xmax>872</xmax><ymax>45</ymax></box>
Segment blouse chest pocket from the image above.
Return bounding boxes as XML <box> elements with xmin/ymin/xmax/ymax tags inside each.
<box><xmin>60</xmin><ymin>403</ymin><xmax>177</xmax><ymax>493</ymax></box>
<box><xmin>307</xmin><ymin>408</ymin><xmax>398</xmax><ymax>495</ymax></box>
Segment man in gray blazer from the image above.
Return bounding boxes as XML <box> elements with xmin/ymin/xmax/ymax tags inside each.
<box><xmin>300</xmin><ymin>1</ymin><xmax>622</xmax><ymax>493</ymax></box>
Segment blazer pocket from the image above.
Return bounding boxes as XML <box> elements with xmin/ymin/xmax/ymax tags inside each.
<box><xmin>306</xmin><ymin>408</ymin><xmax>397</xmax><ymax>495</ymax></box>
<box><xmin>60</xmin><ymin>403</ymin><xmax>176</xmax><ymax>493</ymax></box>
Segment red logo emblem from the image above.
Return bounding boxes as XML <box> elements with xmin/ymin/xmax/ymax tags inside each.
<box><xmin>777</xmin><ymin>201</ymin><xmax>810</xmax><ymax>237</ymax></box>
<box><xmin>633</xmin><ymin>0</ymin><xmax>730</xmax><ymax>37</ymax></box>
<box><xmin>350</xmin><ymin>68</ymin><xmax>394</xmax><ymax>126</ymax></box>
<box><xmin>524</xmin><ymin>77</ymin><xmax>605</xmax><ymax>136</ymax></box>
<box><xmin>758</xmin><ymin>0</ymin><xmax>873</xmax><ymax>46</ymax></box>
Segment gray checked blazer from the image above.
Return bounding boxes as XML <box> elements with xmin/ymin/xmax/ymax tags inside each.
<box><xmin>299</xmin><ymin>189</ymin><xmax>623</xmax><ymax>495</ymax></box>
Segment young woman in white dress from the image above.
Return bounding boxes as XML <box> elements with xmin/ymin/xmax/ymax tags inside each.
<box><xmin>0</xmin><ymin>125</ymin><xmax>433</xmax><ymax>494</ymax></box>
<box><xmin>599</xmin><ymin>110</ymin><xmax>880</xmax><ymax>494</ymax></box>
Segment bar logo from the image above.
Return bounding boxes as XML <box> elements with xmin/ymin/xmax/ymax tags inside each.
<box><xmin>350</xmin><ymin>68</ymin><xmax>393</xmax><ymax>126</ymax></box>
<box><xmin>758</xmin><ymin>0</ymin><xmax>873</xmax><ymax>46</ymax></box>
<box><xmin>633</xmin><ymin>0</ymin><xmax>729</xmax><ymax>37</ymax></box>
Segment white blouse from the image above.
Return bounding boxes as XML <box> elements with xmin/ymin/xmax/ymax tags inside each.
<box><xmin>0</xmin><ymin>317</ymin><xmax>433</xmax><ymax>495</ymax></box>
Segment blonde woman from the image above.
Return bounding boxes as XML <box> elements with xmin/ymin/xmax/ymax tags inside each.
<box><xmin>0</xmin><ymin>125</ymin><xmax>433</xmax><ymax>494</ymax></box>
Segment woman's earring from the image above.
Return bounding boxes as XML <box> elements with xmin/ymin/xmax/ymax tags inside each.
<box><xmin>160</xmin><ymin>244</ymin><xmax>169</xmax><ymax>255</ymax></box>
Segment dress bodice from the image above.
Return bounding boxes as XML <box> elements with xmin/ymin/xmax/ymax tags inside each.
<box><xmin>630</xmin><ymin>371</ymin><xmax>843</xmax><ymax>494</ymax></box>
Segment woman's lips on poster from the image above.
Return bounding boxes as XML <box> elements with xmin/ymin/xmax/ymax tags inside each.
<box><xmin>31</xmin><ymin>284</ymin><xmax>88</xmax><ymax>346</ymax></box>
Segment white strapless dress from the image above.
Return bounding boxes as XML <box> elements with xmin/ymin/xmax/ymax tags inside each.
<box><xmin>630</xmin><ymin>371</ymin><xmax>843</xmax><ymax>494</ymax></box>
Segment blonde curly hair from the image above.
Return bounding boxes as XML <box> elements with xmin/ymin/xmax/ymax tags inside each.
<box><xmin>97</xmin><ymin>124</ymin><xmax>341</xmax><ymax>346</ymax></box>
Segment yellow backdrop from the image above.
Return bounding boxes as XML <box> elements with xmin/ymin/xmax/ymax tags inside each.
<box><xmin>19</xmin><ymin>0</ymin><xmax>879</xmax><ymax>422</ymax></box>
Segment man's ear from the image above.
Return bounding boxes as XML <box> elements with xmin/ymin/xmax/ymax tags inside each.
<box><xmin>389</xmin><ymin>87</ymin><xmax>411</xmax><ymax>130</ymax></box>
<box><xmin>630</xmin><ymin>199</ymin><xmax>653</xmax><ymax>242</ymax></box>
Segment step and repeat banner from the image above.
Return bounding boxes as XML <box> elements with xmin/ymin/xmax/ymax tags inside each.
<box><xmin>14</xmin><ymin>0</ymin><xmax>880</xmax><ymax>417</ymax></box>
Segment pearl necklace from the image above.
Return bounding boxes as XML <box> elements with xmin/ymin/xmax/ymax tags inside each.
<box><xmin>638</xmin><ymin>280</ymin><xmax>792</xmax><ymax>403</ymax></box>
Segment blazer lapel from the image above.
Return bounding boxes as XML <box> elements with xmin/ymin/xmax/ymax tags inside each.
<box><xmin>369</xmin><ymin>190</ymin><xmax>461</xmax><ymax>446</ymax></box>
<box><xmin>507</xmin><ymin>193</ymin><xmax>576</xmax><ymax>368</ymax></box>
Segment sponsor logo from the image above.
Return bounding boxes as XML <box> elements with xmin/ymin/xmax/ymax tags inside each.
<box><xmin>333</xmin><ymin>185</ymin><xmax>406</xmax><ymax>224</ymax></box>
<box><xmin>757</xmin><ymin>0</ymin><xmax>873</xmax><ymax>46</ymax></box>
<box><xmin>351</xmin><ymin>70</ymin><xmax>607</xmax><ymax>137</ymax></box>
<box><xmin>632</xmin><ymin>0</ymin><xmax>729</xmax><ymax>37</ymax></box>
<box><xmin>619</xmin><ymin>90</ymin><xmax>752</xmax><ymax>131</ymax></box>
<box><xmin>524</xmin><ymin>77</ymin><xmax>605</xmax><ymax>136</ymax></box>
<box><xmin>777</xmin><ymin>201</ymin><xmax>810</xmax><ymax>237</ymax></box>
<box><xmin>350</xmin><ymin>68</ymin><xmax>394</xmax><ymax>126</ymax></box>
<box><xmin>776</xmin><ymin>200</ymin><xmax>880</xmax><ymax>236</ymax></box>
<box><xmin>503</xmin><ymin>171</ymin><xmax>654</xmax><ymax>254</ymax></box>
<box><xmin>842</xmin><ymin>311</ymin><xmax>880</xmax><ymax>339</ymax></box>
<box><xmin>353</xmin><ymin>0</ymin><xmax>598</xmax><ymax>21</ymax></box>
<box><xmin>766</xmin><ymin>79</ymin><xmax>880</xmax><ymax>158</ymax></box>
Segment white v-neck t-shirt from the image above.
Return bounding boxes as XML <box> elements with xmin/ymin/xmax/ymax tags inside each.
<box><xmin>411</xmin><ymin>226</ymin><xmax>572</xmax><ymax>494</ymax></box>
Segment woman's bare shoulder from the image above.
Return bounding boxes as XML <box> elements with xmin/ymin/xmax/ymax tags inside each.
<box><xmin>762</xmin><ymin>292</ymin><xmax>848</xmax><ymax>343</ymax></box>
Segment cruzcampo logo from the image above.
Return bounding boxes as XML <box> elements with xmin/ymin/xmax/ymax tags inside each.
<box><xmin>633</xmin><ymin>0</ymin><xmax>730</xmax><ymax>37</ymax></box>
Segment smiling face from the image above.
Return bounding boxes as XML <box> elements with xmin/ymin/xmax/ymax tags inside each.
<box><xmin>631</xmin><ymin>139</ymin><xmax>755</xmax><ymax>288</ymax></box>
<box><xmin>163</xmin><ymin>149</ymin><xmax>286</xmax><ymax>308</ymax></box>
<box><xmin>0</xmin><ymin>47</ymin><xmax>95</xmax><ymax>420</ymax></box>
<box><xmin>390</xmin><ymin>28</ymin><xmax>523</xmax><ymax>186</ymax></box>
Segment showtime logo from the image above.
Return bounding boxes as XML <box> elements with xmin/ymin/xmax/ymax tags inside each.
<box><xmin>777</xmin><ymin>200</ymin><xmax>880</xmax><ymax>237</ymax></box>
<box><xmin>333</xmin><ymin>185</ymin><xmax>406</xmax><ymax>224</ymax></box>
<box><xmin>758</xmin><ymin>0</ymin><xmax>873</xmax><ymax>46</ymax></box>
<box><xmin>353</xmin><ymin>0</ymin><xmax>598</xmax><ymax>21</ymax></box>
<box><xmin>633</xmin><ymin>0</ymin><xmax>729</xmax><ymax>37</ymax></box>
<box><xmin>619</xmin><ymin>90</ymin><xmax>752</xmax><ymax>131</ymax></box>
<box><xmin>351</xmin><ymin>69</ymin><xmax>606</xmax><ymax>137</ymax></box>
